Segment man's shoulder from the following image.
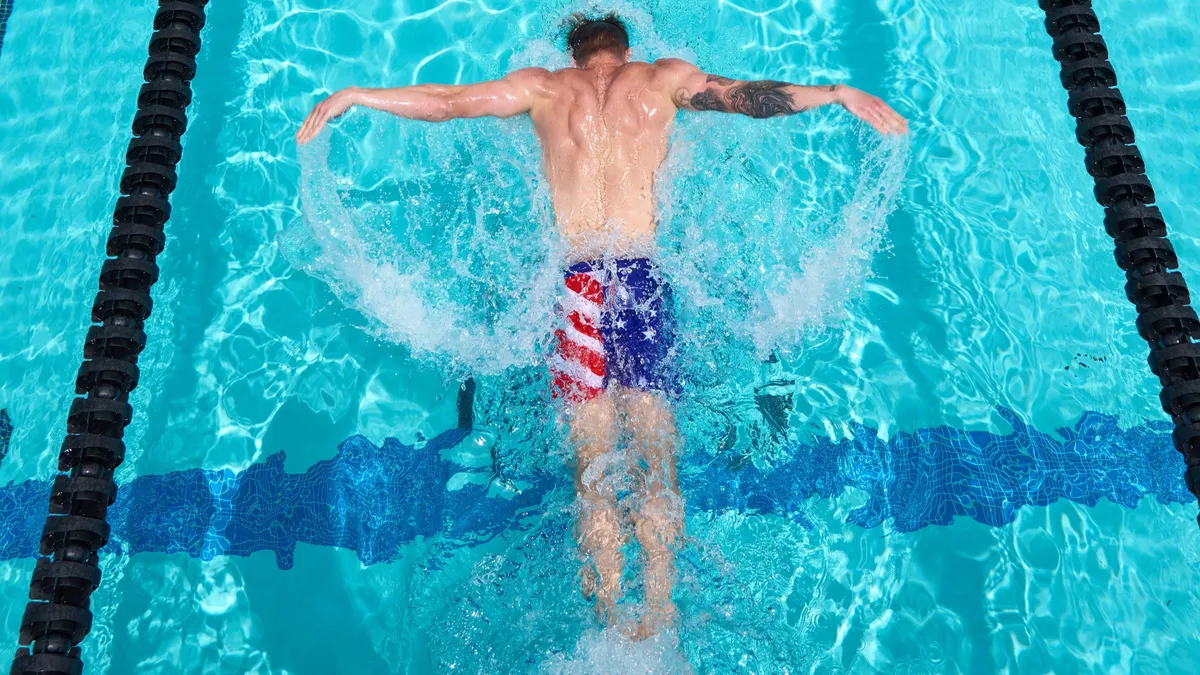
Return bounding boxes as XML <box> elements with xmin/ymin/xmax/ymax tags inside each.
<box><xmin>650</xmin><ymin>58</ymin><xmax>699</xmax><ymax>74</ymax></box>
<box><xmin>502</xmin><ymin>67</ymin><xmax>557</xmax><ymax>97</ymax></box>
<box><xmin>646</xmin><ymin>58</ymin><xmax>701</xmax><ymax>90</ymax></box>
<box><xmin>507</xmin><ymin>66</ymin><xmax>554</xmax><ymax>82</ymax></box>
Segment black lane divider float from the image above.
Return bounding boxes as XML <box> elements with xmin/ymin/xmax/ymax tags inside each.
<box><xmin>10</xmin><ymin>2</ymin><xmax>208</xmax><ymax>674</ymax></box>
<box><xmin>1041</xmin><ymin>0</ymin><xmax>1200</xmax><ymax>524</ymax></box>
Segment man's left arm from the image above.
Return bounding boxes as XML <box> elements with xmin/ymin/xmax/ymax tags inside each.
<box><xmin>659</xmin><ymin>59</ymin><xmax>908</xmax><ymax>135</ymax></box>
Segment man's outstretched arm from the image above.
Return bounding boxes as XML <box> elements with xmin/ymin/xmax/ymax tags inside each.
<box><xmin>296</xmin><ymin>68</ymin><xmax>549</xmax><ymax>143</ymax></box>
<box><xmin>661</xmin><ymin>60</ymin><xmax>907</xmax><ymax>135</ymax></box>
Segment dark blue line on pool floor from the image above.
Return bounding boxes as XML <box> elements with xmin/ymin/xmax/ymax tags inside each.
<box><xmin>0</xmin><ymin>408</ymin><xmax>1188</xmax><ymax>569</ymax></box>
<box><xmin>0</xmin><ymin>410</ymin><xmax>10</xmax><ymax>464</ymax></box>
<box><xmin>0</xmin><ymin>0</ymin><xmax>13</xmax><ymax>58</ymax></box>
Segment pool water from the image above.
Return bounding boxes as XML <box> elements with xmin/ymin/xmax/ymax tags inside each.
<box><xmin>2</xmin><ymin>0</ymin><xmax>1200</xmax><ymax>672</ymax></box>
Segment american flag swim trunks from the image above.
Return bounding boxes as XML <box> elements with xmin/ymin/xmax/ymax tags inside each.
<box><xmin>550</xmin><ymin>258</ymin><xmax>677</xmax><ymax>407</ymax></box>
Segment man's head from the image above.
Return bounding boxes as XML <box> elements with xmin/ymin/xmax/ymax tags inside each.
<box><xmin>566</xmin><ymin>13</ymin><xmax>630</xmax><ymax>66</ymax></box>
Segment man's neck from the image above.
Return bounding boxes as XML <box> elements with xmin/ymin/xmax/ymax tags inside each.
<box><xmin>579</xmin><ymin>54</ymin><xmax>627</xmax><ymax>73</ymax></box>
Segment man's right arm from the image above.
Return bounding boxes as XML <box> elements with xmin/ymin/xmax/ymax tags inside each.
<box><xmin>296</xmin><ymin>68</ymin><xmax>549</xmax><ymax>143</ymax></box>
<box><xmin>658</xmin><ymin>59</ymin><xmax>907</xmax><ymax>135</ymax></box>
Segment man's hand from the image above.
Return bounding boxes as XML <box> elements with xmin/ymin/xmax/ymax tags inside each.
<box><xmin>297</xmin><ymin>88</ymin><xmax>358</xmax><ymax>144</ymax></box>
<box><xmin>835</xmin><ymin>86</ymin><xmax>908</xmax><ymax>135</ymax></box>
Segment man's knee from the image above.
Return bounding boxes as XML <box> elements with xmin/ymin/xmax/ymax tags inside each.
<box><xmin>579</xmin><ymin>499</ymin><xmax>623</xmax><ymax>540</ymax></box>
<box><xmin>634</xmin><ymin>492</ymin><xmax>683</xmax><ymax>549</ymax></box>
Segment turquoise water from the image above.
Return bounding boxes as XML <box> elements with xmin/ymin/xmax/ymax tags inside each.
<box><xmin>2</xmin><ymin>0</ymin><xmax>1200</xmax><ymax>672</ymax></box>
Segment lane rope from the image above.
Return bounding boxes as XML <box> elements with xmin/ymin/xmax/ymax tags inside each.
<box><xmin>1040</xmin><ymin>0</ymin><xmax>1200</xmax><ymax>525</ymax></box>
<box><xmin>10</xmin><ymin>2</ymin><xmax>208</xmax><ymax>674</ymax></box>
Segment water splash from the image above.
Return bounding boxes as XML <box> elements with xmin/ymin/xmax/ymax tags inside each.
<box><xmin>282</xmin><ymin>119</ymin><xmax>563</xmax><ymax>376</ymax></box>
<box><xmin>540</xmin><ymin>628</ymin><xmax>692</xmax><ymax>675</ymax></box>
<box><xmin>657</xmin><ymin>123</ymin><xmax>909</xmax><ymax>363</ymax></box>
<box><xmin>509</xmin><ymin>0</ymin><xmax>698</xmax><ymax>70</ymax></box>
<box><xmin>751</xmin><ymin>132</ymin><xmax>909</xmax><ymax>352</ymax></box>
<box><xmin>282</xmin><ymin>3</ymin><xmax>908</xmax><ymax>386</ymax></box>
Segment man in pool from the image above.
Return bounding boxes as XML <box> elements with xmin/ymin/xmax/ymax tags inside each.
<box><xmin>297</xmin><ymin>14</ymin><xmax>906</xmax><ymax>638</ymax></box>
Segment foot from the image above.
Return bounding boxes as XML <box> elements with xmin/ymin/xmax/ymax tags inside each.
<box><xmin>581</xmin><ymin>566</ymin><xmax>619</xmax><ymax>626</ymax></box>
<box><xmin>581</xmin><ymin>566</ymin><xmax>597</xmax><ymax>602</ymax></box>
<box><xmin>628</xmin><ymin>600</ymin><xmax>678</xmax><ymax>641</ymax></box>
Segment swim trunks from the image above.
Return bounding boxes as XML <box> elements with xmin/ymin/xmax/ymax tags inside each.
<box><xmin>550</xmin><ymin>258</ymin><xmax>677</xmax><ymax>406</ymax></box>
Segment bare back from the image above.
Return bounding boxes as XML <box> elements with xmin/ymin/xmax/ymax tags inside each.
<box><xmin>528</xmin><ymin>62</ymin><xmax>678</xmax><ymax>261</ymax></box>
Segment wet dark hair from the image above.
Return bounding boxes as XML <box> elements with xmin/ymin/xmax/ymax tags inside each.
<box><xmin>565</xmin><ymin>13</ymin><xmax>630</xmax><ymax>65</ymax></box>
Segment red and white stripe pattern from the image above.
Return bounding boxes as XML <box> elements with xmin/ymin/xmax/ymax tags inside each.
<box><xmin>551</xmin><ymin>269</ymin><xmax>606</xmax><ymax>405</ymax></box>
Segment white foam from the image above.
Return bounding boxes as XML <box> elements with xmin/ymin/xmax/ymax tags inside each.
<box><xmin>655</xmin><ymin>119</ymin><xmax>910</xmax><ymax>368</ymax></box>
<box><xmin>750</xmin><ymin>132</ymin><xmax>910</xmax><ymax>353</ymax></box>
<box><xmin>283</xmin><ymin>123</ymin><xmax>563</xmax><ymax>376</ymax></box>
<box><xmin>539</xmin><ymin>627</ymin><xmax>693</xmax><ymax>675</ymax></box>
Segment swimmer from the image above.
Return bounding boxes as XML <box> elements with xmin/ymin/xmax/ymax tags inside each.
<box><xmin>298</xmin><ymin>13</ymin><xmax>906</xmax><ymax>639</ymax></box>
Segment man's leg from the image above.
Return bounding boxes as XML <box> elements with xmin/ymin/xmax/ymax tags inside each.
<box><xmin>619</xmin><ymin>387</ymin><xmax>683</xmax><ymax>638</ymax></box>
<box><xmin>570</xmin><ymin>392</ymin><xmax>624</xmax><ymax>624</ymax></box>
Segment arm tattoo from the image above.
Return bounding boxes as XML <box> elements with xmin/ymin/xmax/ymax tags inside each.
<box><xmin>682</xmin><ymin>76</ymin><xmax>809</xmax><ymax>119</ymax></box>
<box><xmin>726</xmin><ymin>80</ymin><xmax>799</xmax><ymax>118</ymax></box>
<box><xmin>687</xmin><ymin>88</ymin><xmax>729</xmax><ymax>112</ymax></box>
